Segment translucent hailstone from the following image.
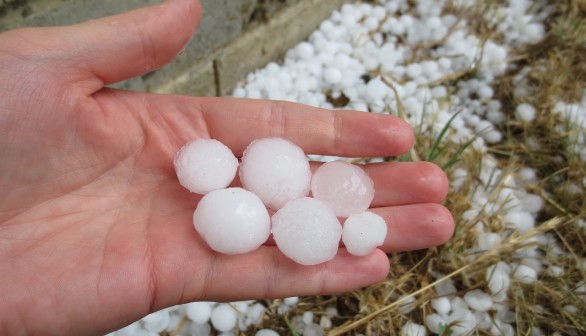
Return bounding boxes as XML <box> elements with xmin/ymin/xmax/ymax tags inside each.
<box><xmin>256</xmin><ymin>329</ymin><xmax>279</xmax><ymax>336</ymax></box>
<box><xmin>401</xmin><ymin>321</ymin><xmax>427</xmax><ymax>336</ymax></box>
<box><xmin>431</xmin><ymin>296</ymin><xmax>451</xmax><ymax>315</ymax></box>
<box><xmin>210</xmin><ymin>304</ymin><xmax>238</xmax><ymax>332</ymax></box>
<box><xmin>186</xmin><ymin>302</ymin><xmax>213</xmax><ymax>324</ymax></box>
<box><xmin>342</xmin><ymin>212</ymin><xmax>387</xmax><ymax>256</ymax></box>
<box><xmin>513</xmin><ymin>264</ymin><xmax>538</xmax><ymax>284</ymax></box>
<box><xmin>463</xmin><ymin>289</ymin><xmax>493</xmax><ymax>312</ymax></box>
<box><xmin>516</xmin><ymin>103</ymin><xmax>536</xmax><ymax>122</ymax></box>
<box><xmin>142</xmin><ymin>310</ymin><xmax>170</xmax><ymax>333</ymax></box>
<box><xmin>311</xmin><ymin>161</ymin><xmax>375</xmax><ymax>217</ymax></box>
<box><xmin>175</xmin><ymin>139</ymin><xmax>239</xmax><ymax>194</ymax></box>
<box><xmin>272</xmin><ymin>197</ymin><xmax>342</xmax><ymax>265</ymax></box>
<box><xmin>240</xmin><ymin>138</ymin><xmax>311</xmax><ymax>210</ymax></box>
<box><xmin>193</xmin><ymin>188</ymin><xmax>270</xmax><ymax>254</ymax></box>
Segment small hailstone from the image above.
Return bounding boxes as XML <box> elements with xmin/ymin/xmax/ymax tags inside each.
<box><xmin>246</xmin><ymin>303</ymin><xmax>266</xmax><ymax>325</ymax></box>
<box><xmin>449</xmin><ymin>309</ymin><xmax>476</xmax><ymax>335</ymax></box>
<box><xmin>516</xmin><ymin>103</ymin><xmax>536</xmax><ymax>122</ymax></box>
<box><xmin>431</xmin><ymin>297</ymin><xmax>451</xmax><ymax>315</ymax></box>
<box><xmin>546</xmin><ymin>265</ymin><xmax>563</xmax><ymax>277</ymax></box>
<box><xmin>116</xmin><ymin>322</ymin><xmax>140</xmax><ymax>336</ymax></box>
<box><xmin>283</xmin><ymin>297</ymin><xmax>299</xmax><ymax>306</ymax></box>
<box><xmin>296</xmin><ymin>42</ymin><xmax>315</xmax><ymax>59</ymax></box>
<box><xmin>319</xmin><ymin>316</ymin><xmax>332</xmax><ymax>329</ymax></box>
<box><xmin>326</xmin><ymin>306</ymin><xmax>338</xmax><ymax>318</ymax></box>
<box><xmin>303</xmin><ymin>323</ymin><xmax>325</xmax><ymax>336</ymax></box>
<box><xmin>477</xmin><ymin>232</ymin><xmax>501</xmax><ymax>251</ymax></box>
<box><xmin>311</xmin><ymin>161</ymin><xmax>375</xmax><ymax>217</ymax></box>
<box><xmin>366</xmin><ymin>77</ymin><xmax>389</xmax><ymax>101</ymax></box>
<box><xmin>256</xmin><ymin>329</ymin><xmax>279</xmax><ymax>336</ymax></box>
<box><xmin>463</xmin><ymin>289</ymin><xmax>493</xmax><ymax>312</ymax></box>
<box><xmin>434</xmin><ymin>277</ymin><xmax>457</xmax><ymax>296</ymax></box>
<box><xmin>487</xmin><ymin>262</ymin><xmax>511</xmax><ymax>295</ymax></box>
<box><xmin>401</xmin><ymin>321</ymin><xmax>427</xmax><ymax>336</ymax></box>
<box><xmin>503</xmin><ymin>211</ymin><xmax>535</xmax><ymax>234</ymax></box>
<box><xmin>303</xmin><ymin>311</ymin><xmax>314</xmax><ymax>324</ymax></box>
<box><xmin>193</xmin><ymin>188</ymin><xmax>270</xmax><ymax>254</ymax></box>
<box><xmin>342</xmin><ymin>212</ymin><xmax>387</xmax><ymax>256</ymax></box>
<box><xmin>186</xmin><ymin>302</ymin><xmax>213</xmax><ymax>324</ymax></box>
<box><xmin>211</xmin><ymin>304</ymin><xmax>238</xmax><ymax>332</ymax></box>
<box><xmin>175</xmin><ymin>139</ymin><xmax>238</xmax><ymax>194</ymax></box>
<box><xmin>425</xmin><ymin>314</ymin><xmax>446</xmax><ymax>334</ymax></box>
<box><xmin>142</xmin><ymin>310</ymin><xmax>170</xmax><ymax>333</ymax></box>
<box><xmin>406</xmin><ymin>63</ymin><xmax>423</xmax><ymax>78</ymax></box>
<box><xmin>272</xmin><ymin>197</ymin><xmax>342</xmax><ymax>265</ymax></box>
<box><xmin>513</xmin><ymin>264</ymin><xmax>538</xmax><ymax>284</ymax></box>
<box><xmin>398</xmin><ymin>294</ymin><xmax>417</xmax><ymax>314</ymax></box>
<box><xmin>324</xmin><ymin>67</ymin><xmax>343</xmax><ymax>84</ymax></box>
<box><xmin>240</xmin><ymin>138</ymin><xmax>311</xmax><ymax>210</ymax></box>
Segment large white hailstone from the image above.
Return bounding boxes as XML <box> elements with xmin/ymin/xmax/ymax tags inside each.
<box><xmin>272</xmin><ymin>197</ymin><xmax>342</xmax><ymax>265</ymax></box>
<box><xmin>463</xmin><ymin>289</ymin><xmax>493</xmax><ymax>312</ymax></box>
<box><xmin>401</xmin><ymin>321</ymin><xmax>427</xmax><ymax>336</ymax></box>
<box><xmin>210</xmin><ymin>304</ymin><xmax>238</xmax><ymax>332</ymax></box>
<box><xmin>513</xmin><ymin>264</ymin><xmax>538</xmax><ymax>284</ymax></box>
<box><xmin>193</xmin><ymin>188</ymin><xmax>270</xmax><ymax>254</ymax></box>
<box><xmin>342</xmin><ymin>212</ymin><xmax>387</xmax><ymax>256</ymax></box>
<box><xmin>311</xmin><ymin>161</ymin><xmax>375</xmax><ymax>217</ymax></box>
<box><xmin>366</xmin><ymin>77</ymin><xmax>389</xmax><ymax>101</ymax></box>
<box><xmin>186</xmin><ymin>302</ymin><xmax>213</xmax><ymax>324</ymax></box>
<box><xmin>324</xmin><ymin>67</ymin><xmax>343</xmax><ymax>84</ymax></box>
<box><xmin>142</xmin><ymin>309</ymin><xmax>170</xmax><ymax>333</ymax></box>
<box><xmin>516</xmin><ymin>103</ymin><xmax>536</xmax><ymax>122</ymax></box>
<box><xmin>240</xmin><ymin>138</ymin><xmax>311</xmax><ymax>210</ymax></box>
<box><xmin>256</xmin><ymin>329</ymin><xmax>280</xmax><ymax>336</ymax></box>
<box><xmin>175</xmin><ymin>139</ymin><xmax>239</xmax><ymax>194</ymax></box>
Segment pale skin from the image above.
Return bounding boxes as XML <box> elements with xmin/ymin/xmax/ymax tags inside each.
<box><xmin>0</xmin><ymin>0</ymin><xmax>454</xmax><ymax>334</ymax></box>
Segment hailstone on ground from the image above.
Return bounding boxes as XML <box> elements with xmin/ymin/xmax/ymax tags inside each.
<box><xmin>311</xmin><ymin>161</ymin><xmax>375</xmax><ymax>217</ymax></box>
<box><xmin>175</xmin><ymin>139</ymin><xmax>238</xmax><ymax>194</ymax></box>
<box><xmin>193</xmin><ymin>188</ymin><xmax>270</xmax><ymax>254</ymax></box>
<box><xmin>240</xmin><ymin>137</ymin><xmax>311</xmax><ymax>210</ymax></box>
<box><xmin>342</xmin><ymin>211</ymin><xmax>387</xmax><ymax>256</ymax></box>
<box><xmin>272</xmin><ymin>197</ymin><xmax>342</xmax><ymax>265</ymax></box>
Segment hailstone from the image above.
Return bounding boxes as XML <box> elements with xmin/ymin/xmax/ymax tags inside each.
<box><xmin>175</xmin><ymin>139</ymin><xmax>238</xmax><ymax>194</ymax></box>
<box><xmin>311</xmin><ymin>161</ymin><xmax>375</xmax><ymax>217</ymax></box>
<box><xmin>193</xmin><ymin>188</ymin><xmax>270</xmax><ymax>254</ymax></box>
<box><xmin>272</xmin><ymin>197</ymin><xmax>342</xmax><ymax>265</ymax></box>
<box><xmin>210</xmin><ymin>304</ymin><xmax>238</xmax><ymax>332</ymax></box>
<box><xmin>240</xmin><ymin>138</ymin><xmax>311</xmax><ymax>210</ymax></box>
<box><xmin>342</xmin><ymin>212</ymin><xmax>387</xmax><ymax>256</ymax></box>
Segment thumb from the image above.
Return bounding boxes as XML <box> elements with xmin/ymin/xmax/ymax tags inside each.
<box><xmin>3</xmin><ymin>0</ymin><xmax>202</xmax><ymax>90</ymax></box>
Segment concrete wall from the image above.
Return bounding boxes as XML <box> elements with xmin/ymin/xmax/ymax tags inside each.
<box><xmin>0</xmin><ymin>0</ymin><xmax>349</xmax><ymax>96</ymax></box>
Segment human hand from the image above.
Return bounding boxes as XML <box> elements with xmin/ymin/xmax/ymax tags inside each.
<box><xmin>0</xmin><ymin>0</ymin><xmax>453</xmax><ymax>334</ymax></box>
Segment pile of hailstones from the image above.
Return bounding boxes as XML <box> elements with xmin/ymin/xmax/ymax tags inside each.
<box><xmin>175</xmin><ymin>137</ymin><xmax>387</xmax><ymax>264</ymax></box>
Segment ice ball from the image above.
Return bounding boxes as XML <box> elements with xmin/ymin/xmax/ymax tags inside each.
<box><xmin>175</xmin><ymin>139</ymin><xmax>239</xmax><ymax>194</ymax></box>
<box><xmin>240</xmin><ymin>138</ymin><xmax>311</xmax><ymax>210</ymax></box>
<box><xmin>342</xmin><ymin>211</ymin><xmax>387</xmax><ymax>256</ymax></box>
<box><xmin>272</xmin><ymin>197</ymin><xmax>342</xmax><ymax>265</ymax></box>
<box><xmin>186</xmin><ymin>302</ymin><xmax>213</xmax><ymax>324</ymax></box>
<box><xmin>194</xmin><ymin>188</ymin><xmax>270</xmax><ymax>254</ymax></box>
<box><xmin>210</xmin><ymin>304</ymin><xmax>238</xmax><ymax>332</ymax></box>
<box><xmin>311</xmin><ymin>161</ymin><xmax>374</xmax><ymax>217</ymax></box>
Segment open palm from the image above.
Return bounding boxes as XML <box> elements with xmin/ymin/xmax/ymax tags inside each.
<box><xmin>0</xmin><ymin>0</ymin><xmax>454</xmax><ymax>334</ymax></box>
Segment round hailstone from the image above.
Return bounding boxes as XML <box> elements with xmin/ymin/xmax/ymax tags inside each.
<box><xmin>142</xmin><ymin>310</ymin><xmax>170</xmax><ymax>333</ymax></box>
<box><xmin>463</xmin><ymin>289</ymin><xmax>493</xmax><ymax>312</ymax></box>
<box><xmin>324</xmin><ymin>67</ymin><xmax>343</xmax><ymax>84</ymax></box>
<box><xmin>240</xmin><ymin>138</ymin><xmax>311</xmax><ymax>210</ymax></box>
<box><xmin>272</xmin><ymin>197</ymin><xmax>342</xmax><ymax>265</ymax></box>
<box><xmin>256</xmin><ymin>329</ymin><xmax>280</xmax><ymax>336</ymax></box>
<box><xmin>516</xmin><ymin>103</ymin><xmax>536</xmax><ymax>122</ymax></box>
<box><xmin>311</xmin><ymin>161</ymin><xmax>375</xmax><ymax>217</ymax></box>
<box><xmin>210</xmin><ymin>304</ymin><xmax>238</xmax><ymax>332</ymax></box>
<box><xmin>175</xmin><ymin>139</ymin><xmax>238</xmax><ymax>194</ymax></box>
<box><xmin>342</xmin><ymin>212</ymin><xmax>387</xmax><ymax>256</ymax></box>
<box><xmin>186</xmin><ymin>302</ymin><xmax>213</xmax><ymax>324</ymax></box>
<box><xmin>193</xmin><ymin>188</ymin><xmax>270</xmax><ymax>254</ymax></box>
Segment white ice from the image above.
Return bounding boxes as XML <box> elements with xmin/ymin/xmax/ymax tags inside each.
<box><xmin>186</xmin><ymin>302</ymin><xmax>213</xmax><ymax>324</ymax></box>
<box><xmin>175</xmin><ymin>139</ymin><xmax>239</xmax><ymax>195</ymax></box>
<box><xmin>272</xmin><ymin>197</ymin><xmax>341</xmax><ymax>265</ymax></box>
<box><xmin>193</xmin><ymin>188</ymin><xmax>270</xmax><ymax>254</ymax></box>
<box><xmin>342</xmin><ymin>211</ymin><xmax>387</xmax><ymax>256</ymax></box>
<box><xmin>240</xmin><ymin>138</ymin><xmax>311</xmax><ymax>210</ymax></box>
<box><xmin>210</xmin><ymin>304</ymin><xmax>238</xmax><ymax>332</ymax></box>
<box><xmin>311</xmin><ymin>161</ymin><xmax>374</xmax><ymax>217</ymax></box>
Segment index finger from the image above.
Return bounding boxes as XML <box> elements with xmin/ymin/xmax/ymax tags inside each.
<box><xmin>197</xmin><ymin>97</ymin><xmax>415</xmax><ymax>157</ymax></box>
